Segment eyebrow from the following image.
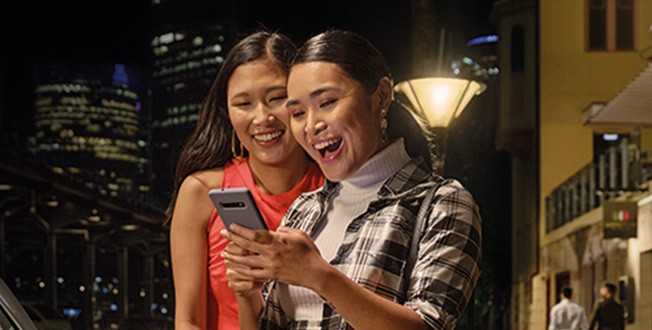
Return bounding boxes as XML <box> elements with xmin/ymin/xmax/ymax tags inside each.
<box><xmin>229</xmin><ymin>85</ymin><xmax>287</xmax><ymax>102</ymax></box>
<box><xmin>265</xmin><ymin>85</ymin><xmax>287</xmax><ymax>94</ymax></box>
<box><xmin>286</xmin><ymin>86</ymin><xmax>337</xmax><ymax>108</ymax></box>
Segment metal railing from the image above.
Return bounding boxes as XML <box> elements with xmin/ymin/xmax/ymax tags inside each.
<box><xmin>545</xmin><ymin>138</ymin><xmax>649</xmax><ymax>232</ymax></box>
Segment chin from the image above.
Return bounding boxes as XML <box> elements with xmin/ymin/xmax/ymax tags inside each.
<box><xmin>321</xmin><ymin>167</ymin><xmax>351</xmax><ymax>182</ymax></box>
<box><xmin>250</xmin><ymin>151</ymin><xmax>286</xmax><ymax>165</ymax></box>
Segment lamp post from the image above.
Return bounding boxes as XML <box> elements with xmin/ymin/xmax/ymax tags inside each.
<box><xmin>394</xmin><ymin>77</ymin><xmax>486</xmax><ymax>172</ymax></box>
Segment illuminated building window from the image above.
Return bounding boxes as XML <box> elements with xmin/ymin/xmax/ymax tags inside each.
<box><xmin>587</xmin><ymin>0</ymin><xmax>635</xmax><ymax>51</ymax></box>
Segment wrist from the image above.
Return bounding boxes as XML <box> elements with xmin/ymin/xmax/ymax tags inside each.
<box><xmin>237</xmin><ymin>289</ymin><xmax>263</xmax><ymax>303</ymax></box>
<box><xmin>309</xmin><ymin>261</ymin><xmax>341</xmax><ymax>296</ymax></box>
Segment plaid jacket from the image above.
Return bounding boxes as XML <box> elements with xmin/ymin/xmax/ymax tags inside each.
<box><xmin>260</xmin><ymin>158</ymin><xmax>482</xmax><ymax>330</ymax></box>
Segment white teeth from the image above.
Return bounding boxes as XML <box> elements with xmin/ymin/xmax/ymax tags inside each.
<box><xmin>254</xmin><ymin>131</ymin><xmax>283</xmax><ymax>142</ymax></box>
<box><xmin>313</xmin><ymin>139</ymin><xmax>341</xmax><ymax>150</ymax></box>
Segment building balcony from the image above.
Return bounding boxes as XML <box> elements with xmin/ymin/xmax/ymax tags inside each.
<box><xmin>545</xmin><ymin>136</ymin><xmax>651</xmax><ymax>232</ymax></box>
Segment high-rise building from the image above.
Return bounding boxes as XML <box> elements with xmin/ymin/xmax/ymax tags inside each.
<box><xmin>148</xmin><ymin>0</ymin><xmax>234</xmax><ymax>197</ymax></box>
<box><xmin>30</xmin><ymin>63</ymin><xmax>150</xmax><ymax>199</ymax></box>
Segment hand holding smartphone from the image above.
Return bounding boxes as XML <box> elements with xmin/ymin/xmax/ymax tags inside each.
<box><xmin>208</xmin><ymin>187</ymin><xmax>268</xmax><ymax>231</ymax></box>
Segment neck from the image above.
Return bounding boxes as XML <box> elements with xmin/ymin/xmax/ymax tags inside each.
<box><xmin>342</xmin><ymin>138</ymin><xmax>409</xmax><ymax>189</ymax></box>
<box><xmin>248</xmin><ymin>151</ymin><xmax>310</xmax><ymax>195</ymax></box>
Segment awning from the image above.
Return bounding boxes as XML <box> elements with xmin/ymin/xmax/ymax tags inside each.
<box><xmin>583</xmin><ymin>62</ymin><xmax>652</xmax><ymax>126</ymax></box>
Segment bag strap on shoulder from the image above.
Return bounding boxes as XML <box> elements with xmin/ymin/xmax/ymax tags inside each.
<box><xmin>403</xmin><ymin>183</ymin><xmax>440</xmax><ymax>300</ymax></box>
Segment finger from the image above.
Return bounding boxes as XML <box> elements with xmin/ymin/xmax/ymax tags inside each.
<box><xmin>224</xmin><ymin>242</ymin><xmax>248</xmax><ymax>255</ymax></box>
<box><xmin>229</xmin><ymin>224</ymin><xmax>273</xmax><ymax>244</ymax></box>
<box><xmin>238</xmin><ymin>266</ymin><xmax>274</xmax><ymax>281</ymax></box>
<box><xmin>225</xmin><ymin>266</ymin><xmax>257</xmax><ymax>281</ymax></box>
<box><xmin>228</xmin><ymin>279</ymin><xmax>257</xmax><ymax>293</ymax></box>
<box><xmin>224</xmin><ymin>255</ymin><xmax>275</xmax><ymax>282</ymax></box>
<box><xmin>276</xmin><ymin>226</ymin><xmax>294</xmax><ymax>234</ymax></box>
<box><xmin>276</xmin><ymin>226</ymin><xmax>306</xmax><ymax>240</ymax></box>
<box><xmin>221</xmin><ymin>229</ymin><xmax>267</xmax><ymax>254</ymax></box>
<box><xmin>224</xmin><ymin>259</ymin><xmax>255</xmax><ymax>275</ymax></box>
<box><xmin>222</xmin><ymin>251</ymin><xmax>267</xmax><ymax>269</ymax></box>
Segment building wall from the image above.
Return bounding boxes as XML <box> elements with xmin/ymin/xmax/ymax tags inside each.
<box><xmin>492</xmin><ymin>0</ymin><xmax>652</xmax><ymax>329</ymax></box>
<box><xmin>538</xmin><ymin>0</ymin><xmax>652</xmax><ymax>245</ymax></box>
<box><xmin>537</xmin><ymin>1</ymin><xmax>652</xmax><ymax>327</ymax></box>
<box><xmin>639</xmin><ymin>249</ymin><xmax>652</xmax><ymax>329</ymax></box>
<box><xmin>492</xmin><ymin>0</ymin><xmax>539</xmax><ymax>328</ymax></box>
<box><xmin>493</xmin><ymin>0</ymin><xmax>652</xmax><ymax>328</ymax></box>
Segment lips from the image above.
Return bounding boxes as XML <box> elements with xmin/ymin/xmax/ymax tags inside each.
<box><xmin>313</xmin><ymin>138</ymin><xmax>343</xmax><ymax>162</ymax></box>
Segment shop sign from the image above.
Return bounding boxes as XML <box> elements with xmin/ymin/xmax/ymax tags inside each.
<box><xmin>603</xmin><ymin>201</ymin><xmax>637</xmax><ymax>239</ymax></box>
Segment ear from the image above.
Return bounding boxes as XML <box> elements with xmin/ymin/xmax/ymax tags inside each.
<box><xmin>373</xmin><ymin>76</ymin><xmax>394</xmax><ymax>111</ymax></box>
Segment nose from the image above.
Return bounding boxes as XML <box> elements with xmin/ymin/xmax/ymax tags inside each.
<box><xmin>304</xmin><ymin>110</ymin><xmax>326</xmax><ymax>136</ymax></box>
<box><xmin>252</xmin><ymin>103</ymin><xmax>276</xmax><ymax>125</ymax></box>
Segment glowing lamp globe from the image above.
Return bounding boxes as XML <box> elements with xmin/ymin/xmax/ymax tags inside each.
<box><xmin>394</xmin><ymin>78</ymin><xmax>486</xmax><ymax>128</ymax></box>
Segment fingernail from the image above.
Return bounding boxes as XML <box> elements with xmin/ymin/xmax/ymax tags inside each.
<box><xmin>221</xmin><ymin>251</ymin><xmax>228</xmax><ymax>258</ymax></box>
<box><xmin>220</xmin><ymin>229</ymin><xmax>228</xmax><ymax>237</ymax></box>
<box><xmin>229</xmin><ymin>224</ymin><xmax>237</xmax><ymax>231</ymax></box>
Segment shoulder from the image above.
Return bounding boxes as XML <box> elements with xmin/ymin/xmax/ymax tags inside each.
<box><xmin>435</xmin><ymin>179</ymin><xmax>478</xmax><ymax>208</ymax></box>
<box><xmin>178</xmin><ymin>167</ymin><xmax>224</xmax><ymax>201</ymax></box>
<box><xmin>185</xmin><ymin>167</ymin><xmax>225</xmax><ymax>190</ymax></box>
<box><xmin>427</xmin><ymin>178</ymin><xmax>481</xmax><ymax>228</ymax></box>
<box><xmin>593</xmin><ymin>299</ymin><xmax>604</xmax><ymax>309</ymax></box>
<box><xmin>170</xmin><ymin>168</ymin><xmax>225</xmax><ymax>230</ymax></box>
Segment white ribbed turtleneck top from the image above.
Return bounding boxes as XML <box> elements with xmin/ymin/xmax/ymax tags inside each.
<box><xmin>277</xmin><ymin>138</ymin><xmax>411</xmax><ymax>321</ymax></box>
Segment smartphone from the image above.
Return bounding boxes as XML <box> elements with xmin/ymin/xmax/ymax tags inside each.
<box><xmin>208</xmin><ymin>187</ymin><xmax>268</xmax><ymax>231</ymax></box>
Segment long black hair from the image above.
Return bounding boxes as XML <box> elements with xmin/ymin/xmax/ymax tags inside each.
<box><xmin>292</xmin><ymin>29</ymin><xmax>434</xmax><ymax>169</ymax></box>
<box><xmin>165</xmin><ymin>30</ymin><xmax>297</xmax><ymax>223</ymax></box>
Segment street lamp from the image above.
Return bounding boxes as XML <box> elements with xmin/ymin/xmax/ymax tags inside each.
<box><xmin>394</xmin><ymin>77</ymin><xmax>486</xmax><ymax>172</ymax></box>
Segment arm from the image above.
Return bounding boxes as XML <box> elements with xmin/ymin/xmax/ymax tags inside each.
<box><xmin>548</xmin><ymin>306</ymin><xmax>556</xmax><ymax>330</ymax></box>
<box><xmin>580</xmin><ymin>307</ymin><xmax>589</xmax><ymax>330</ymax></box>
<box><xmin>223</xmin><ymin>241</ymin><xmax>266</xmax><ymax>330</ymax></box>
<box><xmin>311</xmin><ymin>182</ymin><xmax>482</xmax><ymax>330</ymax></box>
<box><xmin>222</xmin><ymin>226</ymin><xmax>430</xmax><ymax>330</ymax></box>
<box><xmin>618</xmin><ymin>304</ymin><xmax>625</xmax><ymax>330</ymax></box>
<box><xmin>588</xmin><ymin>302</ymin><xmax>600</xmax><ymax>330</ymax></box>
<box><xmin>313</xmin><ymin>260</ymin><xmax>431</xmax><ymax>330</ymax></box>
<box><xmin>404</xmin><ymin>182</ymin><xmax>482</xmax><ymax>328</ymax></box>
<box><xmin>236</xmin><ymin>289</ymin><xmax>265</xmax><ymax>330</ymax></box>
<box><xmin>170</xmin><ymin>174</ymin><xmax>218</xmax><ymax>330</ymax></box>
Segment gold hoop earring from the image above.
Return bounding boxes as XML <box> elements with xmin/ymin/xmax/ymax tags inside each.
<box><xmin>231</xmin><ymin>131</ymin><xmax>245</xmax><ymax>161</ymax></box>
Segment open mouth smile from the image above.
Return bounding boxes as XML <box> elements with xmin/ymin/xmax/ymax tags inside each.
<box><xmin>313</xmin><ymin>138</ymin><xmax>343</xmax><ymax>161</ymax></box>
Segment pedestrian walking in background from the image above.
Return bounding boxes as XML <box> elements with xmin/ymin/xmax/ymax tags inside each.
<box><xmin>589</xmin><ymin>282</ymin><xmax>625</xmax><ymax>330</ymax></box>
<box><xmin>549</xmin><ymin>286</ymin><xmax>589</xmax><ymax>330</ymax></box>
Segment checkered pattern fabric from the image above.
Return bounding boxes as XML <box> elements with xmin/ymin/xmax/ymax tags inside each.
<box><xmin>261</xmin><ymin>159</ymin><xmax>482</xmax><ymax>330</ymax></box>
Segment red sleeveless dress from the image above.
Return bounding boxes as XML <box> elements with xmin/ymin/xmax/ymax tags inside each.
<box><xmin>206</xmin><ymin>159</ymin><xmax>324</xmax><ymax>329</ymax></box>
